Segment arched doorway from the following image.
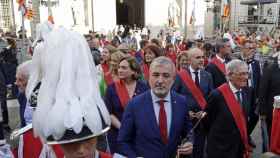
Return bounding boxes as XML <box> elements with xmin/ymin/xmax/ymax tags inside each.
<box><xmin>116</xmin><ymin>0</ymin><xmax>145</xmax><ymax>27</ymax></box>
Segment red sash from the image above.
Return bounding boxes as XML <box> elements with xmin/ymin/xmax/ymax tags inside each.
<box><xmin>23</xmin><ymin>130</ymin><xmax>43</xmax><ymax>158</ymax></box>
<box><xmin>101</xmin><ymin>63</ymin><xmax>110</xmax><ymax>73</ymax></box>
<box><xmin>101</xmin><ymin>63</ymin><xmax>113</xmax><ymax>85</ymax></box>
<box><xmin>99</xmin><ymin>151</ymin><xmax>113</xmax><ymax>158</ymax></box>
<box><xmin>210</xmin><ymin>57</ymin><xmax>226</xmax><ymax>74</ymax></box>
<box><xmin>142</xmin><ymin>64</ymin><xmax>150</xmax><ymax>80</ymax></box>
<box><xmin>21</xmin><ymin>130</ymin><xmax>64</xmax><ymax>158</ymax></box>
<box><xmin>271</xmin><ymin>109</ymin><xmax>280</xmax><ymax>154</ymax></box>
<box><xmin>218</xmin><ymin>84</ymin><xmax>250</xmax><ymax>158</ymax></box>
<box><xmin>178</xmin><ymin>69</ymin><xmax>207</xmax><ymax>110</ymax></box>
<box><xmin>115</xmin><ymin>80</ymin><xmax>130</xmax><ymax>109</ymax></box>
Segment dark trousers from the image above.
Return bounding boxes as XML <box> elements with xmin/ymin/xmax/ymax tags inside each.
<box><xmin>248</xmin><ymin>111</ymin><xmax>259</xmax><ymax>134</ymax></box>
<box><xmin>1</xmin><ymin>100</ymin><xmax>8</xmax><ymax>125</ymax></box>
<box><xmin>0</xmin><ymin>122</ymin><xmax>4</xmax><ymax>140</ymax></box>
<box><xmin>193</xmin><ymin>129</ymin><xmax>206</xmax><ymax>158</ymax></box>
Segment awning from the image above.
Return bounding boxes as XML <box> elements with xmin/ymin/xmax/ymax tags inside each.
<box><xmin>240</xmin><ymin>0</ymin><xmax>277</xmax><ymax>5</ymax></box>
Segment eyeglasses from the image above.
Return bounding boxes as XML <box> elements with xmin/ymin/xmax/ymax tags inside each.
<box><xmin>195</xmin><ymin>56</ymin><xmax>205</xmax><ymax>59</ymax></box>
<box><xmin>233</xmin><ymin>72</ymin><xmax>249</xmax><ymax>76</ymax></box>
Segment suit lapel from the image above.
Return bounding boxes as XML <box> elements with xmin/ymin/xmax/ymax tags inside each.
<box><xmin>168</xmin><ymin>92</ymin><xmax>179</xmax><ymax>146</ymax></box>
<box><xmin>199</xmin><ymin>71</ymin><xmax>207</xmax><ymax>94</ymax></box>
<box><xmin>144</xmin><ymin>92</ymin><xmax>162</xmax><ymax>141</ymax></box>
<box><xmin>241</xmin><ymin>89</ymin><xmax>249</xmax><ymax>116</ymax></box>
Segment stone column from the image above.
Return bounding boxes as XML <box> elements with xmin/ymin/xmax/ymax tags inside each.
<box><xmin>30</xmin><ymin>0</ymin><xmax>40</xmax><ymax>38</ymax></box>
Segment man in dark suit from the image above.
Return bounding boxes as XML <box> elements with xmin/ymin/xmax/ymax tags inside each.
<box><xmin>118</xmin><ymin>57</ymin><xmax>193</xmax><ymax>158</ymax></box>
<box><xmin>173</xmin><ymin>48</ymin><xmax>213</xmax><ymax>158</ymax></box>
<box><xmin>259</xmin><ymin>53</ymin><xmax>280</xmax><ymax>141</ymax></box>
<box><xmin>206</xmin><ymin>38</ymin><xmax>232</xmax><ymax>88</ymax></box>
<box><xmin>239</xmin><ymin>40</ymin><xmax>261</xmax><ymax>147</ymax></box>
<box><xmin>203</xmin><ymin>59</ymin><xmax>253</xmax><ymax>158</ymax></box>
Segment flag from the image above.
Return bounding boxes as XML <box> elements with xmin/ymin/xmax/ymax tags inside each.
<box><xmin>17</xmin><ymin>0</ymin><xmax>25</xmax><ymax>6</ymax></box>
<box><xmin>25</xmin><ymin>8</ymin><xmax>34</xmax><ymax>20</ymax></box>
<box><xmin>189</xmin><ymin>9</ymin><xmax>195</xmax><ymax>25</ymax></box>
<box><xmin>223</xmin><ymin>0</ymin><xmax>230</xmax><ymax>18</ymax></box>
<box><xmin>48</xmin><ymin>15</ymin><xmax>54</xmax><ymax>24</ymax></box>
<box><xmin>17</xmin><ymin>0</ymin><xmax>27</xmax><ymax>16</ymax></box>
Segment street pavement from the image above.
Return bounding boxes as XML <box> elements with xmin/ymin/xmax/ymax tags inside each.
<box><xmin>6</xmin><ymin>99</ymin><xmax>263</xmax><ymax>157</ymax></box>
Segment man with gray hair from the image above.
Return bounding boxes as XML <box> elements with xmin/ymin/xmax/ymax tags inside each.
<box><xmin>15</xmin><ymin>60</ymin><xmax>32</xmax><ymax>127</ymax></box>
<box><xmin>118</xmin><ymin>56</ymin><xmax>193</xmax><ymax>158</ymax></box>
<box><xmin>203</xmin><ymin>59</ymin><xmax>254</xmax><ymax>158</ymax></box>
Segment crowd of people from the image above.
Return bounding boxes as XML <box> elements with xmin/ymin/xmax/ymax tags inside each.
<box><xmin>0</xmin><ymin>21</ymin><xmax>279</xmax><ymax>158</ymax></box>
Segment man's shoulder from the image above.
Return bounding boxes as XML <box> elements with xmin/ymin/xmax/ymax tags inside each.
<box><xmin>201</xmin><ymin>69</ymin><xmax>212</xmax><ymax>77</ymax></box>
<box><xmin>171</xmin><ymin>91</ymin><xmax>188</xmax><ymax>104</ymax></box>
<box><xmin>209</xmin><ymin>88</ymin><xmax>223</xmax><ymax>99</ymax></box>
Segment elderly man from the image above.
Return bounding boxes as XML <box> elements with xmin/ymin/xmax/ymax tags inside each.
<box><xmin>239</xmin><ymin>39</ymin><xmax>261</xmax><ymax>147</ymax></box>
<box><xmin>206</xmin><ymin>38</ymin><xmax>232</xmax><ymax>88</ymax></box>
<box><xmin>118</xmin><ymin>56</ymin><xmax>193</xmax><ymax>158</ymax></box>
<box><xmin>15</xmin><ymin>61</ymin><xmax>31</xmax><ymax>127</ymax></box>
<box><xmin>203</xmin><ymin>59</ymin><xmax>254</xmax><ymax>158</ymax></box>
<box><xmin>173</xmin><ymin>48</ymin><xmax>213</xmax><ymax>158</ymax></box>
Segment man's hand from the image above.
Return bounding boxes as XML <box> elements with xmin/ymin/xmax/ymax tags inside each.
<box><xmin>177</xmin><ymin>142</ymin><xmax>193</xmax><ymax>155</ymax></box>
<box><xmin>189</xmin><ymin>111</ymin><xmax>206</xmax><ymax>120</ymax></box>
<box><xmin>189</xmin><ymin>111</ymin><xmax>196</xmax><ymax>120</ymax></box>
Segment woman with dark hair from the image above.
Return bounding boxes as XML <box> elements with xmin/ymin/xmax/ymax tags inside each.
<box><xmin>141</xmin><ymin>44</ymin><xmax>162</xmax><ymax>80</ymax></box>
<box><xmin>104</xmin><ymin>56</ymin><xmax>149</xmax><ymax>154</ymax></box>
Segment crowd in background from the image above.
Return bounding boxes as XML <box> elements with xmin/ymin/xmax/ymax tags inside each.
<box><xmin>0</xmin><ymin>24</ymin><xmax>280</xmax><ymax>157</ymax></box>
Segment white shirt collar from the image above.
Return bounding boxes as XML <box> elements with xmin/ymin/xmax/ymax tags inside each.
<box><xmin>229</xmin><ymin>81</ymin><xmax>240</xmax><ymax>94</ymax></box>
<box><xmin>151</xmin><ymin>90</ymin><xmax>171</xmax><ymax>103</ymax></box>
<box><xmin>189</xmin><ymin>66</ymin><xmax>200</xmax><ymax>73</ymax></box>
<box><xmin>95</xmin><ymin>151</ymin><xmax>99</xmax><ymax>158</ymax></box>
<box><xmin>216</xmin><ymin>54</ymin><xmax>225</xmax><ymax>63</ymax></box>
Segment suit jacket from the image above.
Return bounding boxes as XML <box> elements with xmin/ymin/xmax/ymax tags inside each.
<box><xmin>173</xmin><ymin>68</ymin><xmax>213</xmax><ymax>112</ymax></box>
<box><xmin>203</xmin><ymin>86</ymin><xmax>253</xmax><ymax>158</ymax></box>
<box><xmin>117</xmin><ymin>91</ymin><xmax>192</xmax><ymax>158</ymax></box>
<box><xmin>205</xmin><ymin>62</ymin><xmax>227</xmax><ymax>88</ymax></box>
<box><xmin>259</xmin><ymin>63</ymin><xmax>280</xmax><ymax>119</ymax></box>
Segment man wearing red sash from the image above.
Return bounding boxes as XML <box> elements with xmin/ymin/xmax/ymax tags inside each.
<box><xmin>173</xmin><ymin>48</ymin><xmax>213</xmax><ymax>158</ymax></box>
<box><xmin>206</xmin><ymin>38</ymin><xmax>231</xmax><ymax>88</ymax></box>
<box><xmin>203</xmin><ymin>59</ymin><xmax>253</xmax><ymax>158</ymax></box>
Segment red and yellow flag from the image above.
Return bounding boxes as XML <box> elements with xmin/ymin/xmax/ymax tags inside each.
<box><xmin>223</xmin><ymin>0</ymin><xmax>230</xmax><ymax>18</ymax></box>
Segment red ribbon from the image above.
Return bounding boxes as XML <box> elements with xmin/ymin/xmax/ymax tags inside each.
<box><xmin>178</xmin><ymin>69</ymin><xmax>207</xmax><ymax>110</ymax></box>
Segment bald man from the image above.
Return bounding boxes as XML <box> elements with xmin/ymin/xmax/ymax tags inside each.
<box><xmin>173</xmin><ymin>48</ymin><xmax>213</xmax><ymax>158</ymax></box>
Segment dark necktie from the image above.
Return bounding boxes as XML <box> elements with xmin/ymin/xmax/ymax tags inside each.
<box><xmin>193</xmin><ymin>71</ymin><xmax>200</xmax><ymax>87</ymax></box>
<box><xmin>235</xmin><ymin>91</ymin><xmax>242</xmax><ymax>106</ymax></box>
<box><xmin>158</xmin><ymin>100</ymin><xmax>168</xmax><ymax>144</ymax></box>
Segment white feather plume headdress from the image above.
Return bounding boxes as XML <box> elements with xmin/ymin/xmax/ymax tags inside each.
<box><xmin>32</xmin><ymin>27</ymin><xmax>111</xmax><ymax>144</ymax></box>
<box><xmin>26</xmin><ymin>21</ymin><xmax>54</xmax><ymax>101</ymax></box>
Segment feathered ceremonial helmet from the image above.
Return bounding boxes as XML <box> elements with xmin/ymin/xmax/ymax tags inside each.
<box><xmin>32</xmin><ymin>27</ymin><xmax>111</xmax><ymax>145</ymax></box>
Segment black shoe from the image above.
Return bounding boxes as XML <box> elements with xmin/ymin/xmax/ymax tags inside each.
<box><xmin>249</xmin><ymin>137</ymin><xmax>256</xmax><ymax>148</ymax></box>
<box><xmin>2</xmin><ymin>124</ymin><xmax>11</xmax><ymax>133</ymax></box>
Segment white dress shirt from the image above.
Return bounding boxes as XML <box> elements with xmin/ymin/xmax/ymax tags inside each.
<box><xmin>189</xmin><ymin>66</ymin><xmax>201</xmax><ymax>83</ymax></box>
<box><xmin>229</xmin><ymin>81</ymin><xmax>242</xmax><ymax>103</ymax></box>
<box><xmin>151</xmin><ymin>90</ymin><xmax>172</xmax><ymax>136</ymax></box>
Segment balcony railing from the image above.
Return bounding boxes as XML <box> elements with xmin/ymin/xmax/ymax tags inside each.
<box><xmin>238</xmin><ymin>15</ymin><xmax>277</xmax><ymax>24</ymax></box>
<box><xmin>240</xmin><ymin>0</ymin><xmax>277</xmax><ymax>5</ymax></box>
